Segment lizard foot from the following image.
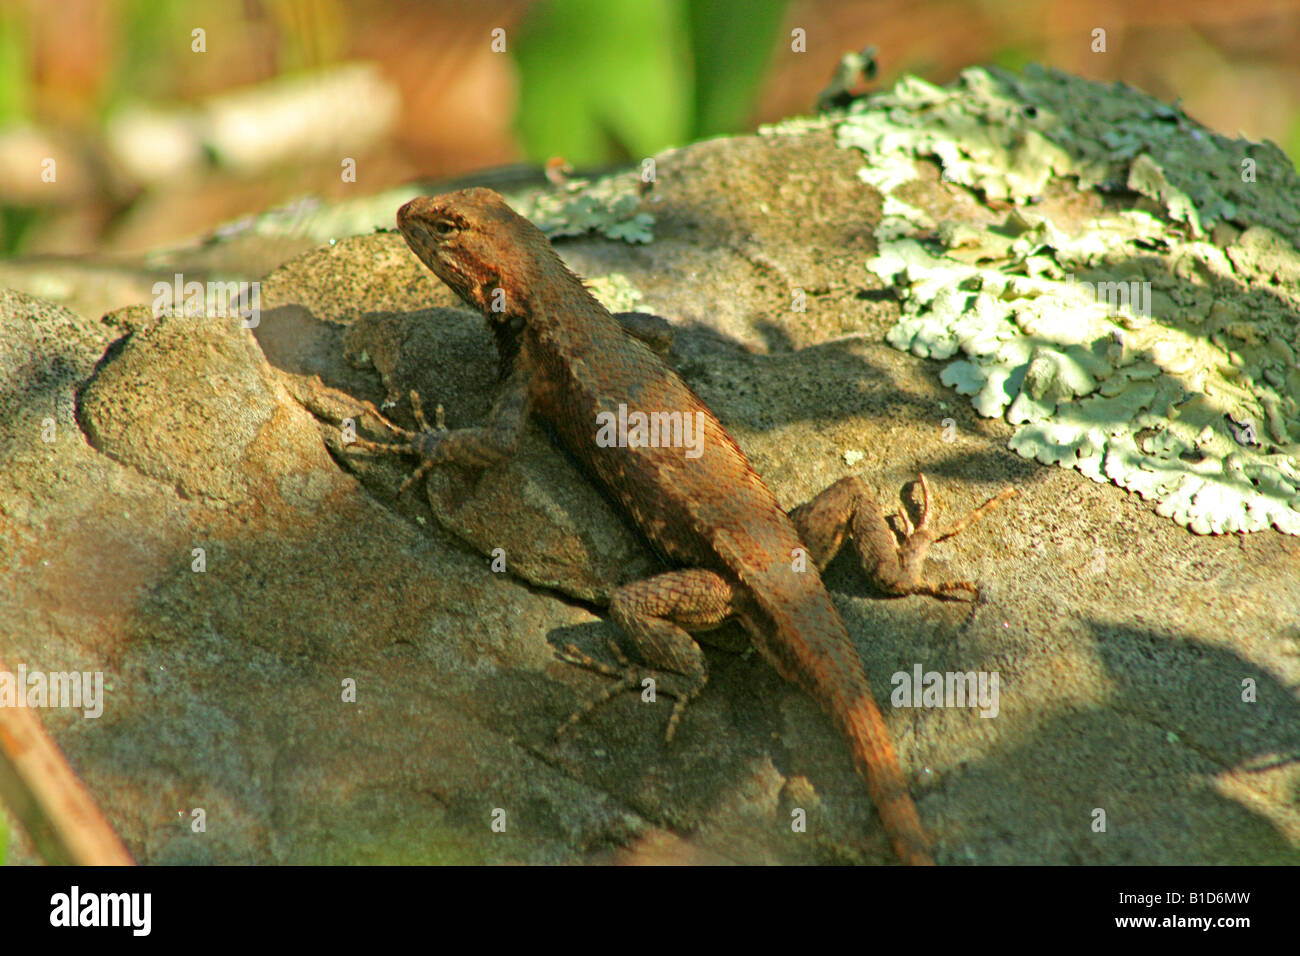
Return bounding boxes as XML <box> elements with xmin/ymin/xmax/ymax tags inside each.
<box><xmin>894</xmin><ymin>474</ymin><xmax>1018</xmax><ymax>603</ymax></box>
<box><xmin>342</xmin><ymin>390</ymin><xmax>450</xmax><ymax>495</ymax></box>
<box><xmin>554</xmin><ymin>641</ymin><xmax>704</xmax><ymax>744</ymax></box>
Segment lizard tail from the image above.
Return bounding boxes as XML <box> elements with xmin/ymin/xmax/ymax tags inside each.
<box><xmin>836</xmin><ymin>690</ymin><xmax>935</xmax><ymax>866</ymax></box>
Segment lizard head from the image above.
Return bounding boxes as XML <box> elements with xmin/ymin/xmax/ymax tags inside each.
<box><xmin>397</xmin><ymin>188</ymin><xmax>559</xmax><ymax>318</ymax></box>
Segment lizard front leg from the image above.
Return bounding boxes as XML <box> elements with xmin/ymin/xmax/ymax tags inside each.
<box><xmin>344</xmin><ymin>364</ymin><xmax>532</xmax><ymax>493</ymax></box>
<box><xmin>557</xmin><ymin>568</ymin><xmax>734</xmax><ymax>743</ymax></box>
<box><xmin>788</xmin><ymin>474</ymin><xmax>1016</xmax><ymax>601</ymax></box>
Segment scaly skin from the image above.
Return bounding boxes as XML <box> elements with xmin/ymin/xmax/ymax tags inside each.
<box><xmin>357</xmin><ymin>187</ymin><xmax>1015</xmax><ymax>865</ymax></box>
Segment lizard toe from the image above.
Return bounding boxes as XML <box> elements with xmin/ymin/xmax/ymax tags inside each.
<box><xmin>553</xmin><ymin>645</ymin><xmax>706</xmax><ymax>744</ymax></box>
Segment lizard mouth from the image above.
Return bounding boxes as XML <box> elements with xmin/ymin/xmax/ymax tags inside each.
<box><xmin>396</xmin><ymin>202</ymin><xmax>439</xmax><ymax>250</ymax></box>
<box><xmin>397</xmin><ymin>218</ymin><xmax>443</xmax><ymax>266</ymax></box>
<box><xmin>395</xmin><ymin>197</ymin><xmax>423</xmax><ymax>232</ymax></box>
<box><xmin>398</xmin><ymin>220</ymin><xmax>473</xmax><ymax>300</ymax></box>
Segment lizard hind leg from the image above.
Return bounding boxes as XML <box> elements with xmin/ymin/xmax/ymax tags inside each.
<box><xmin>555</xmin><ymin>569</ymin><xmax>734</xmax><ymax>744</ymax></box>
<box><xmin>788</xmin><ymin>474</ymin><xmax>1016</xmax><ymax>603</ymax></box>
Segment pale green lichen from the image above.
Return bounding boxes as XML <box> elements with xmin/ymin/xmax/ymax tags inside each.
<box><xmin>584</xmin><ymin>272</ymin><xmax>645</xmax><ymax>313</ymax></box>
<box><xmin>512</xmin><ymin>174</ymin><xmax>655</xmax><ymax>244</ymax></box>
<box><xmin>837</xmin><ymin>65</ymin><xmax>1300</xmax><ymax>535</ymax></box>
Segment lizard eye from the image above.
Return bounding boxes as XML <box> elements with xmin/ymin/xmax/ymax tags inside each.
<box><xmin>431</xmin><ymin>219</ymin><xmax>458</xmax><ymax>238</ymax></box>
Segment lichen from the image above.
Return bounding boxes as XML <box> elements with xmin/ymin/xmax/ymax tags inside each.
<box><xmin>584</xmin><ymin>272</ymin><xmax>645</xmax><ymax>313</ymax></box>
<box><xmin>836</xmin><ymin>65</ymin><xmax>1300</xmax><ymax>535</ymax></box>
<box><xmin>512</xmin><ymin>174</ymin><xmax>655</xmax><ymax>244</ymax></box>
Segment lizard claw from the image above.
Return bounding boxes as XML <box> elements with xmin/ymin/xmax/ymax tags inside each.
<box><xmin>931</xmin><ymin>481</ymin><xmax>1018</xmax><ymax>544</ymax></box>
<box><xmin>896</xmin><ymin>476</ymin><xmax>1018</xmax><ymax>603</ymax></box>
<box><xmin>553</xmin><ymin>641</ymin><xmax>703</xmax><ymax>744</ymax></box>
<box><xmin>394</xmin><ymin>393</ymin><xmax>450</xmax><ymax>495</ymax></box>
<box><xmin>340</xmin><ymin>389</ymin><xmax>450</xmax><ymax>496</ymax></box>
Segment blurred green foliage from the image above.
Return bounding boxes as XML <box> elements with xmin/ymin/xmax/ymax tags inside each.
<box><xmin>684</xmin><ymin>0</ymin><xmax>791</xmax><ymax>140</ymax></box>
<box><xmin>992</xmin><ymin>45</ymin><xmax>1036</xmax><ymax>75</ymax></box>
<box><xmin>514</xmin><ymin>0</ymin><xmax>789</xmax><ymax>164</ymax></box>
<box><xmin>107</xmin><ymin>0</ymin><xmax>185</xmax><ymax>114</ymax></box>
<box><xmin>108</xmin><ymin>0</ymin><xmax>344</xmax><ymax>114</ymax></box>
<box><xmin>0</xmin><ymin>207</ymin><xmax>39</xmax><ymax>256</ymax></box>
<box><xmin>0</xmin><ymin>4</ymin><xmax>29</xmax><ymax>125</ymax></box>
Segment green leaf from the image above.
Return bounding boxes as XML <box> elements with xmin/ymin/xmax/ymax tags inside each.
<box><xmin>514</xmin><ymin>0</ymin><xmax>692</xmax><ymax>164</ymax></box>
<box><xmin>685</xmin><ymin>0</ymin><xmax>790</xmax><ymax>137</ymax></box>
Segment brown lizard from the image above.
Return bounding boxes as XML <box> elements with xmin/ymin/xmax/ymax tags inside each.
<box><xmin>346</xmin><ymin>187</ymin><xmax>1015</xmax><ymax>866</ymax></box>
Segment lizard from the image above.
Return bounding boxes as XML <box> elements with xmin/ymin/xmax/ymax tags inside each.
<box><xmin>341</xmin><ymin>187</ymin><xmax>1016</xmax><ymax>866</ymax></box>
